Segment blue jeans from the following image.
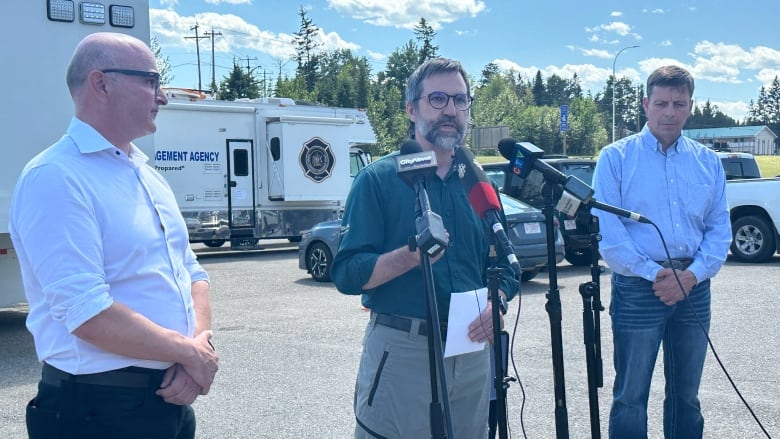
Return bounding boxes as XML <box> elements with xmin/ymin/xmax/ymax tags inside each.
<box><xmin>608</xmin><ymin>273</ymin><xmax>711</xmax><ymax>439</ymax></box>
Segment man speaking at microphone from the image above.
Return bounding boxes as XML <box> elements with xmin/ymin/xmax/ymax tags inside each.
<box><xmin>332</xmin><ymin>57</ymin><xmax>519</xmax><ymax>438</ymax></box>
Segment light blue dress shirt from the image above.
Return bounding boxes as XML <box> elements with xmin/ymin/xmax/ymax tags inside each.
<box><xmin>592</xmin><ymin>125</ymin><xmax>732</xmax><ymax>282</ymax></box>
<box><xmin>9</xmin><ymin>118</ymin><xmax>209</xmax><ymax>374</ymax></box>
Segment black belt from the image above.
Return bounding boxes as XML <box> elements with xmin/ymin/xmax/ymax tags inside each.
<box><xmin>656</xmin><ymin>258</ymin><xmax>693</xmax><ymax>270</ymax></box>
<box><xmin>373</xmin><ymin>313</ymin><xmax>447</xmax><ymax>339</ymax></box>
<box><xmin>41</xmin><ymin>363</ymin><xmax>166</xmax><ymax>389</ymax></box>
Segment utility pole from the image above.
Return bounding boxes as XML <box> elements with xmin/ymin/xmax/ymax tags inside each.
<box><xmin>204</xmin><ymin>28</ymin><xmax>222</xmax><ymax>93</ymax></box>
<box><xmin>238</xmin><ymin>56</ymin><xmax>258</xmax><ymax>76</ymax></box>
<box><xmin>185</xmin><ymin>23</ymin><xmax>209</xmax><ymax>91</ymax></box>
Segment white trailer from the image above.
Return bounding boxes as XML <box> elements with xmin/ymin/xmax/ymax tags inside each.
<box><xmin>151</xmin><ymin>95</ymin><xmax>375</xmax><ymax>249</ymax></box>
<box><xmin>1</xmin><ymin>1</ymin><xmax>152</xmax><ymax>307</ymax></box>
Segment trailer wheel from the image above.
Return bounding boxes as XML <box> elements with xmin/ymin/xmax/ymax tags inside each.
<box><xmin>203</xmin><ymin>239</ymin><xmax>226</xmax><ymax>248</ymax></box>
<box><xmin>731</xmin><ymin>215</ymin><xmax>777</xmax><ymax>262</ymax></box>
<box><xmin>307</xmin><ymin>242</ymin><xmax>333</xmax><ymax>282</ymax></box>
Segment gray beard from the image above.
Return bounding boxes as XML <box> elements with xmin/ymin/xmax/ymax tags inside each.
<box><xmin>417</xmin><ymin>117</ymin><xmax>465</xmax><ymax>152</ymax></box>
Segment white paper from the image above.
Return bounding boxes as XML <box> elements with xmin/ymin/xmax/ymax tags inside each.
<box><xmin>444</xmin><ymin>287</ymin><xmax>488</xmax><ymax>358</ymax></box>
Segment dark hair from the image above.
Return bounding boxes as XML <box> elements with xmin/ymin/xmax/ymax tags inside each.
<box><xmin>405</xmin><ymin>57</ymin><xmax>470</xmax><ymax>138</ymax></box>
<box><xmin>646</xmin><ymin>65</ymin><xmax>694</xmax><ymax>98</ymax></box>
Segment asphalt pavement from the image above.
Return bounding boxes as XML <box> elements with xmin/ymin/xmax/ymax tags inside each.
<box><xmin>0</xmin><ymin>244</ymin><xmax>778</xmax><ymax>438</ymax></box>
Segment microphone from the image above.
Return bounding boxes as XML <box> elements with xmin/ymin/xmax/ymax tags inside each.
<box><xmin>498</xmin><ymin>138</ymin><xmax>652</xmax><ymax>224</ymax></box>
<box><xmin>396</xmin><ymin>140</ymin><xmax>448</xmax><ymax>256</ymax></box>
<box><xmin>453</xmin><ymin>146</ymin><xmax>522</xmax><ymax>276</ymax></box>
<box><xmin>396</xmin><ymin>140</ymin><xmax>437</xmax><ymax>188</ymax></box>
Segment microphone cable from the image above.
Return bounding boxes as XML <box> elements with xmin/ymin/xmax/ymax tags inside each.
<box><xmin>645</xmin><ymin>219</ymin><xmax>773</xmax><ymax>438</ymax></box>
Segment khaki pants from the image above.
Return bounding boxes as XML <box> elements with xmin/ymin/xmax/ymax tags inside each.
<box><xmin>353</xmin><ymin>314</ymin><xmax>490</xmax><ymax>438</ymax></box>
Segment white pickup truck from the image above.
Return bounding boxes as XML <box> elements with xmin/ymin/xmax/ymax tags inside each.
<box><xmin>722</xmin><ymin>153</ymin><xmax>780</xmax><ymax>262</ymax></box>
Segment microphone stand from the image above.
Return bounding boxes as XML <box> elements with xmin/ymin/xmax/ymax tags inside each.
<box><xmin>578</xmin><ymin>209</ymin><xmax>605</xmax><ymax>438</ymax></box>
<box><xmin>410</xmin><ymin>175</ymin><xmax>453</xmax><ymax>439</ymax></box>
<box><xmin>487</xmin><ymin>242</ymin><xmax>510</xmax><ymax>439</ymax></box>
<box><xmin>541</xmin><ymin>182</ymin><xmax>570</xmax><ymax>438</ymax></box>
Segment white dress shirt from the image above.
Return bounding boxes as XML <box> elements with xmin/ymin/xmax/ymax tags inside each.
<box><xmin>9</xmin><ymin>118</ymin><xmax>209</xmax><ymax>374</ymax></box>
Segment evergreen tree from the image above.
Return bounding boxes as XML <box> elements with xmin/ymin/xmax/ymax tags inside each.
<box><xmin>414</xmin><ymin>18</ymin><xmax>438</xmax><ymax>63</ymax></box>
<box><xmin>532</xmin><ymin>70</ymin><xmax>545</xmax><ymax>106</ymax></box>
<box><xmin>217</xmin><ymin>62</ymin><xmax>261</xmax><ymax>100</ymax></box>
<box><xmin>293</xmin><ymin>7</ymin><xmax>322</xmax><ymax>92</ymax></box>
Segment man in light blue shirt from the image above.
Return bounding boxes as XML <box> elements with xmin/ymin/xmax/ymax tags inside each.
<box><xmin>593</xmin><ymin>65</ymin><xmax>731</xmax><ymax>438</ymax></box>
<box><xmin>9</xmin><ymin>32</ymin><xmax>218</xmax><ymax>439</ymax></box>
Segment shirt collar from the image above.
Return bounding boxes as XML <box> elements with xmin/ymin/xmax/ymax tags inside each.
<box><xmin>639</xmin><ymin>123</ymin><xmax>684</xmax><ymax>154</ymax></box>
<box><xmin>66</xmin><ymin>117</ymin><xmax>149</xmax><ymax>165</ymax></box>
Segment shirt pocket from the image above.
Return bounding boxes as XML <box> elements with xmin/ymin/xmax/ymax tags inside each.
<box><xmin>685</xmin><ymin>182</ymin><xmax>713</xmax><ymax>221</ymax></box>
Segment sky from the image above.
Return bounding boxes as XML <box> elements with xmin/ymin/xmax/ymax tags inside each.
<box><xmin>150</xmin><ymin>0</ymin><xmax>780</xmax><ymax>122</ymax></box>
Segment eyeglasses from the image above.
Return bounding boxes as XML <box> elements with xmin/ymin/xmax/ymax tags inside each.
<box><xmin>420</xmin><ymin>91</ymin><xmax>473</xmax><ymax>111</ymax></box>
<box><xmin>101</xmin><ymin>69</ymin><xmax>161</xmax><ymax>92</ymax></box>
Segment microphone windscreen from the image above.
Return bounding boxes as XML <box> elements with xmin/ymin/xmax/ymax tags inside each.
<box><xmin>400</xmin><ymin>139</ymin><xmax>423</xmax><ymax>155</ymax></box>
<box><xmin>468</xmin><ymin>181</ymin><xmax>502</xmax><ymax>217</ymax></box>
<box><xmin>497</xmin><ymin>138</ymin><xmax>517</xmax><ymax>161</ymax></box>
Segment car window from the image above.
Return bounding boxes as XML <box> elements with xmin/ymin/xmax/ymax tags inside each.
<box><xmin>558</xmin><ymin>163</ymin><xmax>595</xmax><ymax>185</ymax></box>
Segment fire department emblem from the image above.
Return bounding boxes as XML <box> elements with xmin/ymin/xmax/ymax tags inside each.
<box><xmin>299</xmin><ymin>137</ymin><xmax>335</xmax><ymax>183</ymax></box>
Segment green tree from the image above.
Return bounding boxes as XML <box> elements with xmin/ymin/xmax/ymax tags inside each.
<box><xmin>151</xmin><ymin>36</ymin><xmax>174</xmax><ymax>87</ymax></box>
<box><xmin>217</xmin><ymin>62</ymin><xmax>261</xmax><ymax>100</ymax></box>
<box><xmin>532</xmin><ymin>70</ymin><xmax>545</xmax><ymax>106</ymax></box>
<box><xmin>747</xmin><ymin>76</ymin><xmax>780</xmax><ymax>136</ymax></box>
<box><xmin>293</xmin><ymin>7</ymin><xmax>322</xmax><ymax>92</ymax></box>
<box><xmin>413</xmin><ymin>18</ymin><xmax>438</xmax><ymax>63</ymax></box>
<box><xmin>472</xmin><ymin>72</ymin><xmax>523</xmax><ymax>131</ymax></box>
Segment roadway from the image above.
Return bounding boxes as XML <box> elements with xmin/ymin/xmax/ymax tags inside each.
<box><xmin>0</xmin><ymin>245</ymin><xmax>778</xmax><ymax>438</ymax></box>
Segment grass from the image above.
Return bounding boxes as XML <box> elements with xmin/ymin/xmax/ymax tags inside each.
<box><xmin>479</xmin><ymin>153</ymin><xmax>780</xmax><ymax>178</ymax></box>
<box><xmin>756</xmin><ymin>155</ymin><xmax>780</xmax><ymax>177</ymax></box>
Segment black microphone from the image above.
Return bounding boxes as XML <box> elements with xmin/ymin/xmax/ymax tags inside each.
<box><xmin>453</xmin><ymin>146</ymin><xmax>521</xmax><ymax>276</ymax></box>
<box><xmin>396</xmin><ymin>140</ymin><xmax>448</xmax><ymax>256</ymax></box>
<box><xmin>396</xmin><ymin>140</ymin><xmax>437</xmax><ymax>188</ymax></box>
<box><xmin>498</xmin><ymin>138</ymin><xmax>652</xmax><ymax>224</ymax></box>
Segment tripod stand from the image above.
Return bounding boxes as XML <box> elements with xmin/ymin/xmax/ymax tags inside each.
<box><xmin>578</xmin><ymin>209</ymin><xmax>605</xmax><ymax>438</ymax></box>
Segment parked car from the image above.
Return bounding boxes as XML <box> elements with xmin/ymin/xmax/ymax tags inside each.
<box><xmin>483</xmin><ymin>158</ymin><xmax>598</xmax><ymax>266</ymax></box>
<box><xmin>298</xmin><ymin>192</ymin><xmax>564</xmax><ymax>282</ymax></box>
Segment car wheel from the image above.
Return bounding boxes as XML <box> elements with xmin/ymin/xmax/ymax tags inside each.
<box><xmin>307</xmin><ymin>242</ymin><xmax>333</xmax><ymax>282</ymax></box>
<box><xmin>565</xmin><ymin>248</ymin><xmax>593</xmax><ymax>266</ymax></box>
<box><xmin>520</xmin><ymin>268</ymin><xmax>541</xmax><ymax>282</ymax></box>
<box><xmin>203</xmin><ymin>239</ymin><xmax>226</xmax><ymax>248</ymax></box>
<box><xmin>731</xmin><ymin>215</ymin><xmax>776</xmax><ymax>262</ymax></box>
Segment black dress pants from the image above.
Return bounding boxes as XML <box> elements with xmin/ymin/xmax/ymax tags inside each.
<box><xmin>26</xmin><ymin>365</ymin><xmax>196</xmax><ymax>439</ymax></box>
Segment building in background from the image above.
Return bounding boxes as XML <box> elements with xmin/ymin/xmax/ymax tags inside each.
<box><xmin>683</xmin><ymin>125</ymin><xmax>777</xmax><ymax>155</ymax></box>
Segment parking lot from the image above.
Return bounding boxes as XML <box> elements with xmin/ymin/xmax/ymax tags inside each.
<box><xmin>1</xmin><ymin>243</ymin><xmax>778</xmax><ymax>438</ymax></box>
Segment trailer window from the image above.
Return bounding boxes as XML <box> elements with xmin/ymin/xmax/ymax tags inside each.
<box><xmin>233</xmin><ymin>149</ymin><xmax>249</xmax><ymax>176</ymax></box>
<box><xmin>270</xmin><ymin>137</ymin><xmax>281</xmax><ymax>161</ymax></box>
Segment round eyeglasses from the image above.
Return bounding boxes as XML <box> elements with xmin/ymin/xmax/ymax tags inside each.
<box><xmin>420</xmin><ymin>91</ymin><xmax>473</xmax><ymax>111</ymax></box>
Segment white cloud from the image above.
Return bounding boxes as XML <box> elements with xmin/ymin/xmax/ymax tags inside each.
<box><xmin>582</xmin><ymin>48</ymin><xmax>613</xmax><ymax>59</ymax></box>
<box><xmin>709</xmin><ymin>101</ymin><xmax>750</xmax><ymax>121</ymax></box>
<box><xmin>610</xmin><ymin>11</ymin><xmax>622</xmax><ymax>17</ymax></box>
<box><xmin>491</xmin><ymin>59</ymin><xmax>641</xmax><ymax>95</ymax></box>
<box><xmin>150</xmin><ymin>8</ymin><xmax>359</xmax><ymax>63</ymax></box>
<box><xmin>587</xmin><ymin>21</ymin><xmax>632</xmax><ymax>37</ymax></box>
<box><xmin>204</xmin><ymin>0</ymin><xmax>252</xmax><ymax>4</ymax></box>
<box><xmin>661</xmin><ymin>40</ymin><xmax>672</xmax><ymax>47</ymax></box>
<box><xmin>326</xmin><ymin>0</ymin><xmax>486</xmax><ymax>29</ymax></box>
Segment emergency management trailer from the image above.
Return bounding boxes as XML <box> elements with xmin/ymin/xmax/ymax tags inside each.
<box><xmin>152</xmin><ymin>96</ymin><xmax>375</xmax><ymax>249</ymax></box>
<box><xmin>0</xmin><ymin>1</ymin><xmax>152</xmax><ymax>307</ymax></box>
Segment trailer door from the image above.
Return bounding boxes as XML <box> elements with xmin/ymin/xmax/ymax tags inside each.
<box><xmin>227</xmin><ymin>139</ymin><xmax>256</xmax><ymax>247</ymax></box>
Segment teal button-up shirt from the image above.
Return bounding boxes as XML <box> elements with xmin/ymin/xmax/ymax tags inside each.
<box><xmin>332</xmin><ymin>151</ymin><xmax>519</xmax><ymax>320</ymax></box>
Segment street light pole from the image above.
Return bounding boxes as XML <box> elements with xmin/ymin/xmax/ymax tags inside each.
<box><xmin>612</xmin><ymin>45</ymin><xmax>639</xmax><ymax>143</ymax></box>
